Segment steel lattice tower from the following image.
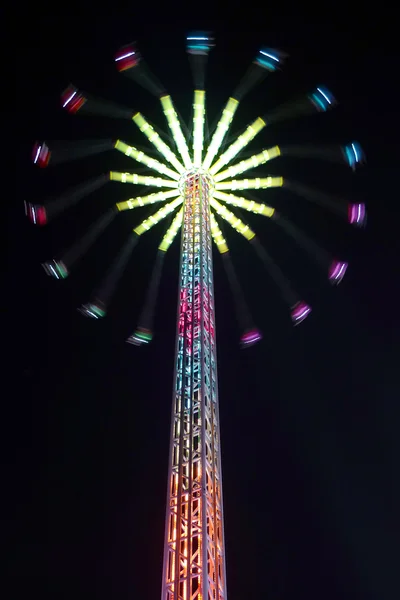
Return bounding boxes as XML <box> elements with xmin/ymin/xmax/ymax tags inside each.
<box><xmin>161</xmin><ymin>169</ymin><xmax>227</xmax><ymax>600</ymax></box>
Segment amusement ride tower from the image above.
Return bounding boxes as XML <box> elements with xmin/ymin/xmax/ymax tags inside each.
<box><xmin>28</xmin><ymin>32</ymin><xmax>365</xmax><ymax>600</ymax></box>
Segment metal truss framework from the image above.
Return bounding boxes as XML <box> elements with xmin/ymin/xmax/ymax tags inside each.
<box><xmin>161</xmin><ymin>170</ymin><xmax>227</xmax><ymax>600</ymax></box>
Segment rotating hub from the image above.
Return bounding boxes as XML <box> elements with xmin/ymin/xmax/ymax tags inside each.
<box><xmin>178</xmin><ymin>167</ymin><xmax>214</xmax><ymax>196</ymax></box>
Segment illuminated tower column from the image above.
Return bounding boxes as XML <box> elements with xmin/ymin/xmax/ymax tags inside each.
<box><xmin>161</xmin><ymin>169</ymin><xmax>227</xmax><ymax>600</ymax></box>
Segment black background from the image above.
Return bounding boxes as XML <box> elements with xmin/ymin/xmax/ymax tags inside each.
<box><xmin>9</xmin><ymin>5</ymin><xmax>399</xmax><ymax>599</ymax></box>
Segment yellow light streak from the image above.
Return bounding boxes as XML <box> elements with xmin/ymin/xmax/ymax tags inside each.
<box><xmin>214</xmin><ymin>145</ymin><xmax>281</xmax><ymax>182</ymax></box>
<box><xmin>114</xmin><ymin>140</ymin><xmax>180</xmax><ymax>180</ymax></box>
<box><xmin>210</xmin><ymin>198</ymin><xmax>256</xmax><ymax>241</ymax></box>
<box><xmin>209</xmin><ymin>117</ymin><xmax>266</xmax><ymax>176</ymax></box>
<box><xmin>213</xmin><ymin>190</ymin><xmax>275</xmax><ymax>217</ymax></box>
<box><xmin>160</xmin><ymin>96</ymin><xmax>192</xmax><ymax>169</ymax></box>
<box><xmin>192</xmin><ymin>90</ymin><xmax>205</xmax><ymax>167</ymax></box>
<box><xmin>215</xmin><ymin>176</ymin><xmax>283</xmax><ymax>191</ymax></box>
<box><xmin>210</xmin><ymin>213</ymin><xmax>229</xmax><ymax>253</ymax></box>
<box><xmin>133</xmin><ymin>196</ymin><xmax>183</xmax><ymax>236</ymax></box>
<box><xmin>159</xmin><ymin>207</ymin><xmax>183</xmax><ymax>252</ymax></box>
<box><xmin>116</xmin><ymin>189</ymin><xmax>180</xmax><ymax>211</ymax></box>
<box><xmin>110</xmin><ymin>171</ymin><xmax>179</xmax><ymax>188</ymax></box>
<box><xmin>132</xmin><ymin>112</ymin><xmax>185</xmax><ymax>174</ymax></box>
<box><xmin>202</xmin><ymin>97</ymin><xmax>239</xmax><ymax>170</ymax></box>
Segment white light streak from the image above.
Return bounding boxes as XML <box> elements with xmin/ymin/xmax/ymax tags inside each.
<box><xmin>63</xmin><ymin>91</ymin><xmax>77</xmax><ymax>107</ymax></box>
<box><xmin>316</xmin><ymin>87</ymin><xmax>331</xmax><ymax>104</ymax></box>
<box><xmin>115</xmin><ymin>51</ymin><xmax>136</xmax><ymax>61</ymax></box>
<box><xmin>260</xmin><ymin>50</ymin><xmax>279</xmax><ymax>62</ymax></box>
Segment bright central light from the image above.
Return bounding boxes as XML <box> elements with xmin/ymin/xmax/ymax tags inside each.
<box><xmin>178</xmin><ymin>167</ymin><xmax>215</xmax><ymax>196</ymax></box>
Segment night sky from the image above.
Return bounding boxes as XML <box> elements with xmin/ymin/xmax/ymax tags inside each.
<box><xmin>9</xmin><ymin>6</ymin><xmax>399</xmax><ymax>600</ymax></box>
